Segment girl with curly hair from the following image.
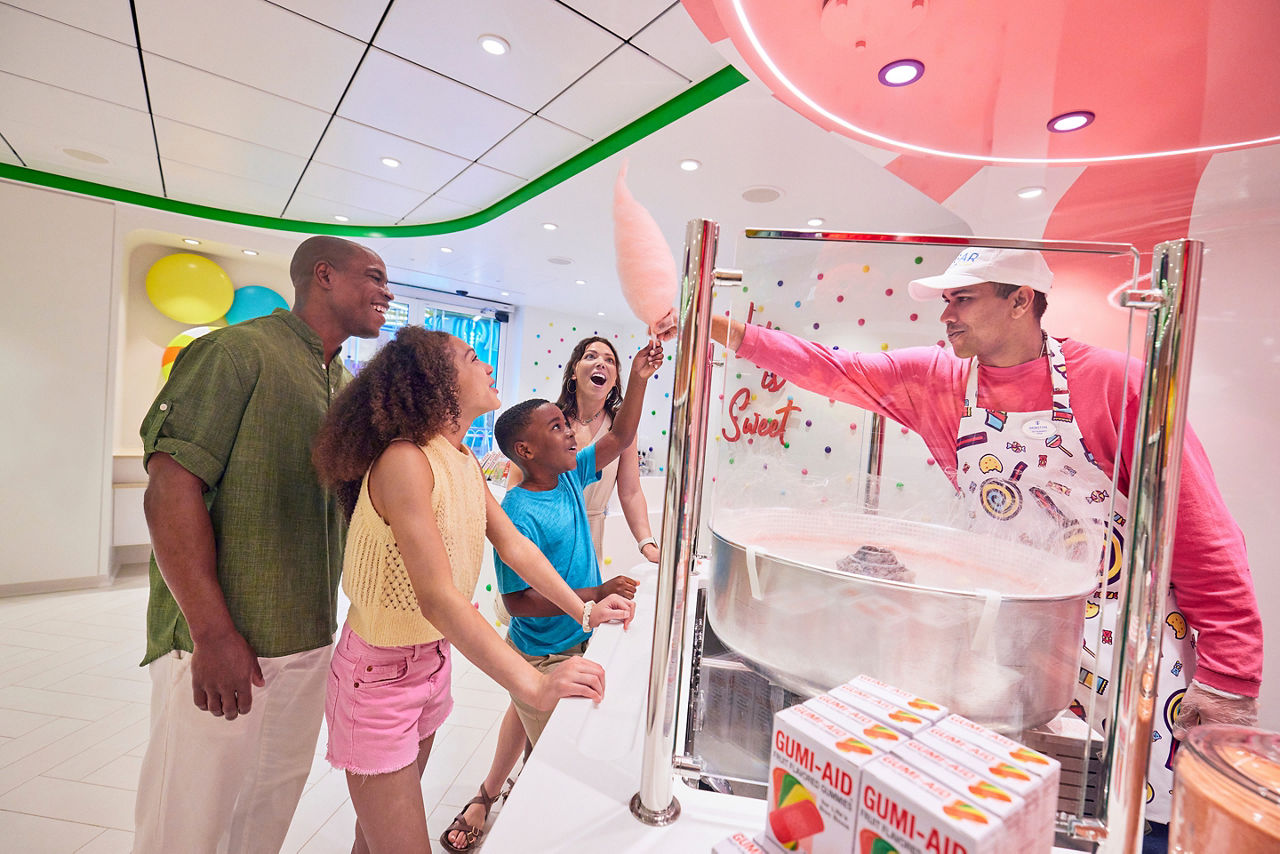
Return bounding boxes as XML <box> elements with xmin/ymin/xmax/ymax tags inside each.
<box><xmin>312</xmin><ymin>326</ymin><xmax>634</xmax><ymax>854</ymax></box>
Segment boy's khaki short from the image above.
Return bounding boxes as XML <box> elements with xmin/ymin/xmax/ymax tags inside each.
<box><xmin>506</xmin><ymin>636</ymin><xmax>589</xmax><ymax>747</ymax></box>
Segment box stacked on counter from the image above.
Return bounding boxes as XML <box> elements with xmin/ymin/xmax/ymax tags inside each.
<box><xmin>717</xmin><ymin>674</ymin><xmax>1062</xmax><ymax>853</ymax></box>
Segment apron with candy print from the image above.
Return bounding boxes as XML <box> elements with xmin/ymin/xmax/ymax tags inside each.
<box><xmin>951</xmin><ymin>334</ymin><xmax>1192</xmax><ymax>822</ymax></box>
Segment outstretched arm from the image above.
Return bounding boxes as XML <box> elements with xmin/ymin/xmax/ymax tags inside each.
<box><xmin>710</xmin><ymin>314</ymin><xmax>746</xmax><ymax>351</ymax></box>
<box><xmin>594</xmin><ymin>341</ymin><xmax>662</xmax><ymax>468</ymax></box>
<box><xmin>615</xmin><ymin>438</ymin><xmax>659</xmax><ymax>562</ymax></box>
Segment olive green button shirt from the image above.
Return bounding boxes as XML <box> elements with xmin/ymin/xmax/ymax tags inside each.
<box><xmin>140</xmin><ymin>309</ymin><xmax>351</xmax><ymax>665</ymax></box>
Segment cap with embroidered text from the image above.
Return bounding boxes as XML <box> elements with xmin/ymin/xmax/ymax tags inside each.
<box><xmin>908</xmin><ymin>248</ymin><xmax>1054</xmax><ymax>300</ymax></box>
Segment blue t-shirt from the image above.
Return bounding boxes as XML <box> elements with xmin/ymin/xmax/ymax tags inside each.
<box><xmin>496</xmin><ymin>445</ymin><xmax>603</xmax><ymax>656</ymax></box>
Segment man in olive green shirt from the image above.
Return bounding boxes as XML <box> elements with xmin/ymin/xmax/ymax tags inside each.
<box><xmin>134</xmin><ymin>236</ymin><xmax>393</xmax><ymax>854</ymax></box>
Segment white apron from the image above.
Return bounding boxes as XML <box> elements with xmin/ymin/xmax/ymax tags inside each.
<box><xmin>951</xmin><ymin>335</ymin><xmax>1192</xmax><ymax>822</ymax></box>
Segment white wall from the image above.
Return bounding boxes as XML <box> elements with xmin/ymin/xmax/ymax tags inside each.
<box><xmin>0</xmin><ymin>180</ymin><xmax>115</xmax><ymax>589</ymax></box>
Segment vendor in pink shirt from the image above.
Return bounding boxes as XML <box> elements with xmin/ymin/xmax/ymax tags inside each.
<box><xmin>698</xmin><ymin>247</ymin><xmax>1261</xmax><ymax>832</ymax></box>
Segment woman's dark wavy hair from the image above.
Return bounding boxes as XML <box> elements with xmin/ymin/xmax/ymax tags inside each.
<box><xmin>555</xmin><ymin>336</ymin><xmax>623</xmax><ymax>423</ymax></box>
<box><xmin>313</xmin><ymin>326</ymin><xmax>461</xmax><ymax>519</ymax></box>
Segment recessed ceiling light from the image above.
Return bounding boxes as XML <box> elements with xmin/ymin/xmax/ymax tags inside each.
<box><xmin>542</xmin><ymin>222</ymin><xmax>558</xmax><ymax>231</ymax></box>
<box><xmin>1048</xmin><ymin>111</ymin><xmax>1095</xmax><ymax>133</ymax></box>
<box><xmin>807</xmin><ymin>217</ymin><xmax>825</xmax><ymax>227</ymax></box>
<box><xmin>1017</xmin><ymin>186</ymin><xmax>1046</xmax><ymax>199</ymax></box>
<box><xmin>334</xmin><ymin>215</ymin><xmax>350</xmax><ymax>222</ymax></box>
<box><xmin>597</xmin><ymin>311</ymin><xmax>605</xmax><ymax>316</ymax></box>
<box><xmin>680</xmin><ymin>159</ymin><xmax>701</xmax><ymax>171</ymax></box>
<box><xmin>501</xmin><ymin>291</ymin><xmax>510</xmax><ymax>296</ymax></box>
<box><xmin>575</xmin><ymin>280</ymin><xmax>586</xmax><ymax>285</ymax></box>
<box><xmin>478</xmin><ymin>34</ymin><xmax>509</xmax><ymax>55</ymax></box>
<box><xmin>62</xmin><ymin>147</ymin><xmax>109</xmax><ymax>164</ymax></box>
<box><xmin>440</xmin><ymin>247</ymin><xmax>453</xmax><ymax>253</ymax></box>
<box><xmin>380</xmin><ymin>157</ymin><xmax>400</xmax><ymax>168</ymax></box>
<box><xmin>742</xmin><ymin>186</ymin><xmax>783</xmax><ymax>203</ymax></box>
<box><xmin>182</xmin><ymin>238</ymin><xmax>200</xmax><ymax>246</ymax></box>
<box><xmin>242</xmin><ymin>249</ymin><xmax>258</xmax><ymax>256</ymax></box>
<box><xmin>878</xmin><ymin>60</ymin><xmax>924</xmax><ymax>87</ymax></box>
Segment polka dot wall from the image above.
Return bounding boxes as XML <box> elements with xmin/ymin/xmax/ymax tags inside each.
<box><xmin>509</xmin><ymin>304</ymin><xmax>675</xmax><ymax>475</ymax></box>
<box><xmin>704</xmin><ymin>240</ymin><xmax>962</xmax><ymax>515</ymax></box>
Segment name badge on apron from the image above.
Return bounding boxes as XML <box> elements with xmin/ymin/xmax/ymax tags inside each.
<box><xmin>1022</xmin><ymin>418</ymin><xmax>1055</xmax><ymax>439</ymax></box>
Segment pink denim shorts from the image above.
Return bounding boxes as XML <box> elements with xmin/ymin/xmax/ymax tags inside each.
<box><xmin>325</xmin><ymin>622</ymin><xmax>453</xmax><ymax>775</ymax></box>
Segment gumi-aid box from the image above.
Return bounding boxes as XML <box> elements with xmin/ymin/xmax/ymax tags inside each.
<box><xmin>828</xmin><ymin>682</ymin><xmax>931</xmax><ymax>737</ymax></box>
<box><xmin>710</xmin><ymin>831</ymin><xmax>786</xmax><ymax>854</ymax></box>
<box><xmin>847</xmin><ymin>674</ymin><xmax>950</xmax><ymax>724</ymax></box>
<box><xmin>896</xmin><ymin>738</ymin><xmax>1031</xmax><ymax>849</ymax></box>
<box><xmin>917</xmin><ymin>723</ymin><xmax>1057</xmax><ymax>852</ymax></box>
<box><xmin>857</xmin><ymin>752</ymin><xmax>1003</xmax><ymax>854</ymax></box>
<box><xmin>768</xmin><ymin>704</ymin><xmax>883</xmax><ymax>854</ymax></box>
<box><xmin>803</xmin><ymin>694</ymin><xmax>909</xmax><ymax>752</ymax></box>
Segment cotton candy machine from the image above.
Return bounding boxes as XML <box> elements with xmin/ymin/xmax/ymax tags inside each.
<box><xmin>706</xmin><ymin>506</ymin><xmax>1098</xmax><ymax>733</ymax></box>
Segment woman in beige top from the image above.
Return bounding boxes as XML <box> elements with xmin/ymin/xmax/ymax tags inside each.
<box><xmin>312</xmin><ymin>327</ymin><xmax>634</xmax><ymax>854</ymax></box>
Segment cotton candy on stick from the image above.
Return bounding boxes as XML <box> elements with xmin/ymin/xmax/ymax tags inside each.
<box><xmin>613</xmin><ymin>162</ymin><xmax>678</xmax><ymax>340</ymax></box>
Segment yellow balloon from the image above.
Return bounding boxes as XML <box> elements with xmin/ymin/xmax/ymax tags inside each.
<box><xmin>146</xmin><ymin>253</ymin><xmax>234</xmax><ymax>324</ymax></box>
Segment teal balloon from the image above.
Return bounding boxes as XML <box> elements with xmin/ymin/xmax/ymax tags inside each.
<box><xmin>225</xmin><ymin>285</ymin><xmax>288</xmax><ymax>324</ymax></box>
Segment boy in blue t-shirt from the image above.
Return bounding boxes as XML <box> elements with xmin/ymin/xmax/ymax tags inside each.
<box><xmin>491</xmin><ymin>340</ymin><xmax>665</xmax><ymax>747</ymax></box>
<box><xmin>491</xmin><ymin>340</ymin><xmax>662</xmax><ymax>746</ymax></box>
<box><xmin>441</xmin><ymin>342</ymin><xmax>661</xmax><ymax>853</ymax></box>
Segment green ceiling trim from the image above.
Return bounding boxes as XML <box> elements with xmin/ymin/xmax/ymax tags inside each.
<box><xmin>0</xmin><ymin>65</ymin><xmax>748</xmax><ymax>238</ymax></box>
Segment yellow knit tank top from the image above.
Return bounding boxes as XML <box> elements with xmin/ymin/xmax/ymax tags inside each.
<box><xmin>342</xmin><ymin>435</ymin><xmax>488</xmax><ymax>646</ymax></box>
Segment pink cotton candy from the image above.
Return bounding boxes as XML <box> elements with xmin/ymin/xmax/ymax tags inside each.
<box><xmin>613</xmin><ymin>162</ymin><xmax>678</xmax><ymax>328</ymax></box>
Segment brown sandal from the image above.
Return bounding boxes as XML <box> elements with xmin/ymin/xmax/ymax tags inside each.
<box><xmin>439</xmin><ymin>783</ymin><xmax>501</xmax><ymax>853</ymax></box>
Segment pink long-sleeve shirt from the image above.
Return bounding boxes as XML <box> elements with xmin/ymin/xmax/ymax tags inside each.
<box><xmin>738</xmin><ymin>323</ymin><xmax>1262</xmax><ymax>697</ymax></box>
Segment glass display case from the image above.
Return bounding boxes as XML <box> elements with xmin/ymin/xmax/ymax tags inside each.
<box><xmin>632</xmin><ymin>222</ymin><xmax>1203</xmax><ymax>854</ymax></box>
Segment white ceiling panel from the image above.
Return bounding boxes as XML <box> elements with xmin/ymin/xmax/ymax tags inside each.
<box><xmin>339</xmin><ymin>48</ymin><xmax>529</xmax><ymax>161</ymax></box>
<box><xmin>283</xmin><ymin>190</ymin><xmax>399</xmax><ymax>226</ymax></box>
<box><xmin>376</xmin><ymin>0</ymin><xmax>620</xmax><ymax>113</ymax></box>
<box><xmin>313</xmin><ymin>117</ymin><xmax>470</xmax><ymax>194</ymax></box>
<box><xmin>400</xmin><ymin>194</ymin><xmax>482</xmax><ymax>225</ymax></box>
<box><xmin>478</xmin><ymin>116</ymin><xmax>590</xmax><ymax>180</ymax></box>
<box><xmin>539</xmin><ymin>45</ymin><xmax>687</xmax><ymax>140</ymax></box>
<box><xmin>3</xmin><ymin>0</ymin><xmax>137</xmax><ymax>46</ymax></box>
<box><xmin>134</xmin><ymin>0</ymin><xmax>364</xmax><ymax>113</ymax></box>
<box><xmin>0</xmin><ymin>71</ymin><xmax>161</xmax><ymax>193</ymax></box>
<box><xmin>144</xmin><ymin>55</ymin><xmax>331</xmax><ymax>158</ymax></box>
<box><xmin>560</xmin><ymin>0</ymin><xmax>672</xmax><ymax>40</ymax></box>
<box><xmin>943</xmin><ymin>165</ymin><xmax>1086</xmax><ymax>240</ymax></box>
<box><xmin>0</xmin><ymin>4</ymin><xmax>146</xmax><ymax>110</ymax></box>
<box><xmin>434</xmin><ymin>163</ymin><xmax>524</xmax><ymax>210</ymax></box>
<box><xmin>294</xmin><ymin>161</ymin><xmax>427</xmax><ymax>219</ymax></box>
<box><xmin>161</xmin><ymin>158</ymin><xmax>296</xmax><ymax>216</ymax></box>
<box><xmin>0</xmin><ymin>143</ymin><xmax>19</xmax><ymax>166</ymax></box>
<box><xmin>155</xmin><ymin>118</ymin><xmax>307</xmax><ymax>188</ymax></box>
<box><xmin>269</xmin><ymin>0</ymin><xmax>387</xmax><ymax>42</ymax></box>
<box><xmin>631</xmin><ymin>4</ymin><xmax>727</xmax><ymax>84</ymax></box>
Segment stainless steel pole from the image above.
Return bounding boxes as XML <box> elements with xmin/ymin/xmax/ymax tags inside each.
<box><xmin>1097</xmin><ymin>239</ymin><xmax>1203</xmax><ymax>852</ymax></box>
<box><xmin>631</xmin><ymin>218</ymin><xmax>720</xmax><ymax>824</ymax></box>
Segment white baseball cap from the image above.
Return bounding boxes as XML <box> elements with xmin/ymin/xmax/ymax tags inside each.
<box><xmin>908</xmin><ymin>248</ymin><xmax>1054</xmax><ymax>300</ymax></box>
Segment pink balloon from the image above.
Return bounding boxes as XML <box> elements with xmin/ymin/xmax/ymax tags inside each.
<box><xmin>613</xmin><ymin>162</ymin><xmax>678</xmax><ymax>328</ymax></box>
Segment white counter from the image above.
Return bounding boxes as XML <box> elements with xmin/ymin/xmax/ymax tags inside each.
<box><xmin>482</xmin><ymin>559</ymin><xmax>766</xmax><ymax>852</ymax></box>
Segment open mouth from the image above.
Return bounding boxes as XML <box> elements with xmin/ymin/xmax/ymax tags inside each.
<box><xmin>373</xmin><ymin>303</ymin><xmax>388</xmax><ymax>316</ymax></box>
<box><xmin>590</xmin><ymin>371</ymin><xmax>608</xmax><ymax>387</ymax></box>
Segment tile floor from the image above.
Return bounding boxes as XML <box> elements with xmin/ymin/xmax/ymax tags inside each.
<box><xmin>0</xmin><ymin>567</ymin><xmax>515</xmax><ymax>853</ymax></box>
